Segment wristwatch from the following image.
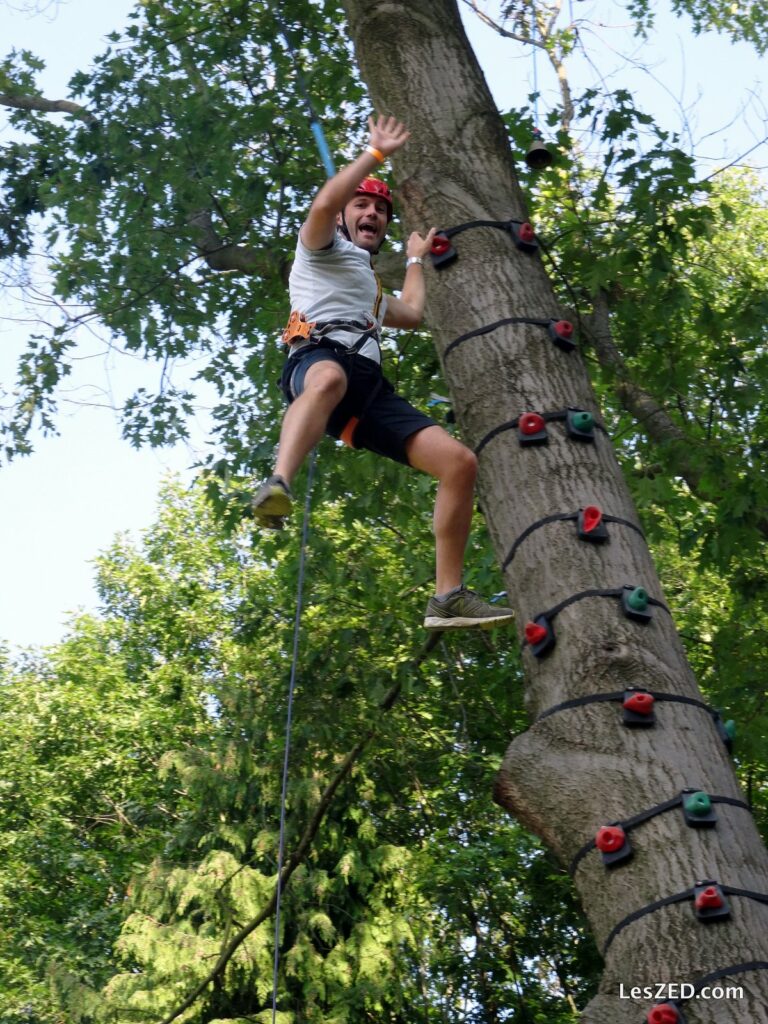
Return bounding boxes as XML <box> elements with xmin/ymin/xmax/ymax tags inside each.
<box><xmin>406</xmin><ymin>256</ymin><xmax>424</xmax><ymax>267</ymax></box>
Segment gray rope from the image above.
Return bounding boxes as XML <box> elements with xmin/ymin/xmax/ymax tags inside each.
<box><xmin>271</xmin><ymin>448</ymin><xmax>317</xmax><ymax>1023</ymax></box>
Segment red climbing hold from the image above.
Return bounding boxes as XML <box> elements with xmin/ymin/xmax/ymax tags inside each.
<box><xmin>525</xmin><ymin>622</ymin><xmax>548</xmax><ymax>646</ymax></box>
<box><xmin>581</xmin><ymin>505</ymin><xmax>602</xmax><ymax>533</ymax></box>
<box><xmin>647</xmin><ymin>1005</ymin><xmax>681</xmax><ymax>1024</ymax></box>
<box><xmin>431</xmin><ymin>234</ymin><xmax>452</xmax><ymax>255</ymax></box>
<box><xmin>623</xmin><ymin>692</ymin><xmax>655</xmax><ymax>716</ymax></box>
<box><xmin>518</xmin><ymin>222</ymin><xmax>535</xmax><ymax>244</ymax></box>
<box><xmin>695</xmin><ymin>885</ymin><xmax>724</xmax><ymax>911</ymax></box>
<box><xmin>520</xmin><ymin>412</ymin><xmax>546</xmax><ymax>435</ymax></box>
<box><xmin>595</xmin><ymin>825</ymin><xmax>626</xmax><ymax>853</ymax></box>
<box><xmin>694</xmin><ymin>881</ymin><xmax>730</xmax><ymax>922</ymax></box>
<box><xmin>548</xmin><ymin>319</ymin><xmax>576</xmax><ymax>351</ymax></box>
<box><xmin>510</xmin><ymin>220</ymin><xmax>539</xmax><ymax>253</ymax></box>
<box><xmin>430</xmin><ymin>233</ymin><xmax>457</xmax><ymax>269</ymax></box>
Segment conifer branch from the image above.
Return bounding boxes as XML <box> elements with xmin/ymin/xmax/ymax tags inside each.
<box><xmin>158</xmin><ymin>632</ymin><xmax>439</xmax><ymax>1024</ymax></box>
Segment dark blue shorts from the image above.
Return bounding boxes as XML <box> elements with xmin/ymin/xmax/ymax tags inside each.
<box><xmin>280</xmin><ymin>343</ymin><xmax>436</xmax><ymax>465</ymax></box>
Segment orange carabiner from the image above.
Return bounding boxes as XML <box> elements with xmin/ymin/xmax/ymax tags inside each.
<box><xmin>281</xmin><ymin>310</ymin><xmax>316</xmax><ymax>346</ymax></box>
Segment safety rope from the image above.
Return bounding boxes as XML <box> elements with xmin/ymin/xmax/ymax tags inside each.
<box><xmin>271</xmin><ymin>449</ymin><xmax>316</xmax><ymax>1023</ymax></box>
<box><xmin>271</xmin><ymin>13</ymin><xmax>335</xmax><ymax>1022</ymax></box>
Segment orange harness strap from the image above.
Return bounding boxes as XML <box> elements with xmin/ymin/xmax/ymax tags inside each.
<box><xmin>339</xmin><ymin>416</ymin><xmax>360</xmax><ymax>448</ymax></box>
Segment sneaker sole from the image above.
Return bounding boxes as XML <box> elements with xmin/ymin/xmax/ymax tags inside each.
<box><xmin>255</xmin><ymin>514</ymin><xmax>286</xmax><ymax>531</ymax></box>
<box><xmin>253</xmin><ymin>488</ymin><xmax>292</xmax><ymax>528</ymax></box>
<box><xmin>423</xmin><ymin>613</ymin><xmax>516</xmax><ymax>631</ymax></box>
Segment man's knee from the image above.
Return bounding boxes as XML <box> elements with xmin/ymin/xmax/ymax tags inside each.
<box><xmin>407</xmin><ymin>427</ymin><xmax>478</xmax><ymax>483</ymax></box>
<box><xmin>301</xmin><ymin>361</ymin><xmax>347</xmax><ymax>406</ymax></box>
<box><xmin>452</xmin><ymin>443</ymin><xmax>478</xmax><ymax>483</ymax></box>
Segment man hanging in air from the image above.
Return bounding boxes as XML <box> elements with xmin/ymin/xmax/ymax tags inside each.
<box><xmin>253</xmin><ymin>115</ymin><xmax>514</xmax><ymax>631</ymax></box>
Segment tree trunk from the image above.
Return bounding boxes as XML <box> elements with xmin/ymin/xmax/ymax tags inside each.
<box><xmin>340</xmin><ymin>1</ymin><xmax>768</xmax><ymax>1020</ymax></box>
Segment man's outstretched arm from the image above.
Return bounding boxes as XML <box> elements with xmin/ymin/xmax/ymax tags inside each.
<box><xmin>384</xmin><ymin>228</ymin><xmax>437</xmax><ymax>329</ymax></box>
<box><xmin>300</xmin><ymin>114</ymin><xmax>409</xmax><ymax>251</ymax></box>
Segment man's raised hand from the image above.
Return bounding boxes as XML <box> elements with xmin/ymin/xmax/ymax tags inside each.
<box><xmin>368</xmin><ymin>114</ymin><xmax>411</xmax><ymax>157</ymax></box>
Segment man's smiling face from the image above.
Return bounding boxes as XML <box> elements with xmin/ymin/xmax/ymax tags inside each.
<box><xmin>340</xmin><ymin>195</ymin><xmax>389</xmax><ymax>252</ymax></box>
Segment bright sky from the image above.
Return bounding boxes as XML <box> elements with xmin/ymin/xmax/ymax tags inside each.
<box><xmin>0</xmin><ymin>0</ymin><xmax>765</xmax><ymax>650</ymax></box>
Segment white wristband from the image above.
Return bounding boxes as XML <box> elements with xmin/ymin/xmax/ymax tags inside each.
<box><xmin>406</xmin><ymin>256</ymin><xmax>424</xmax><ymax>268</ymax></box>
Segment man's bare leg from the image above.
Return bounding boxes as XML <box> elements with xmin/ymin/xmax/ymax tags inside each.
<box><xmin>253</xmin><ymin>360</ymin><xmax>347</xmax><ymax>526</ymax></box>
<box><xmin>405</xmin><ymin>425</ymin><xmax>477</xmax><ymax>594</ymax></box>
<box><xmin>274</xmin><ymin>360</ymin><xmax>347</xmax><ymax>484</ymax></box>
<box><xmin>406</xmin><ymin>425</ymin><xmax>515</xmax><ymax>629</ymax></box>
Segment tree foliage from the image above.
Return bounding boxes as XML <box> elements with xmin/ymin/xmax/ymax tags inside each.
<box><xmin>1</xmin><ymin>479</ymin><xmax>600</xmax><ymax>1022</ymax></box>
<box><xmin>1</xmin><ymin>0</ymin><xmax>767</xmax><ymax>1020</ymax></box>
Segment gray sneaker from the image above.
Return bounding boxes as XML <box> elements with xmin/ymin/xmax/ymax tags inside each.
<box><xmin>424</xmin><ymin>586</ymin><xmax>515</xmax><ymax>631</ymax></box>
<box><xmin>252</xmin><ymin>475</ymin><xmax>293</xmax><ymax>529</ymax></box>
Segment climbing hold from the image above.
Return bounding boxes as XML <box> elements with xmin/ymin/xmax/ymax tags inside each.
<box><xmin>647</xmin><ymin>1004</ymin><xmax>685</xmax><ymax>1024</ymax></box>
<box><xmin>595</xmin><ymin>824</ymin><xmax>633</xmax><ymax>868</ymax></box>
<box><xmin>510</xmin><ymin>220</ymin><xmax>539</xmax><ymax>254</ymax></box>
<box><xmin>622</xmin><ymin>689</ymin><xmax>656</xmax><ymax>727</ymax></box>
<box><xmin>682</xmin><ymin>789</ymin><xmax>717</xmax><ymax>828</ymax></box>
<box><xmin>713</xmin><ymin>713</ymin><xmax>735</xmax><ymax>753</ymax></box>
<box><xmin>621</xmin><ymin>585</ymin><xmax>653</xmax><ymax>624</ymax></box>
<box><xmin>565</xmin><ymin>408</ymin><xmax>595</xmax><ymax>441</ymax></box>
<box><xmin>578</xmin><ymin>505</ymin><xmax>609</xmax><ymax>543</ymax></box>
<box><xmin>430</xmin><ymin>233</ymin><xmax>457</xmax><ymax>269</ymax></box>
<box><xmin>518</xmin><ymin>412</ymin><xmax>548</xmax><ymax>446</ymax></box>
<box><xmin>694</xmin><ymin>881</ymin><xmax>730</xmax><ymax>922</ymax></box>
<box><xmin>595</xmin><ymin>825</ymin><xmax>625</xmax><ymax>852</ymax></box>
<box><xmin>548</xmin><ymin>319</ymin><xmax>576</xmax><ymax>351</ymax></box>
<box><xmin>525</xmin><ymin>615</ymin><xmax>555</xmax><ymax>658</ymax></box>
<box><xmin>626</xmin><ymin>587</ymin><xmax>648</xmax><ymax>610</ymax></box>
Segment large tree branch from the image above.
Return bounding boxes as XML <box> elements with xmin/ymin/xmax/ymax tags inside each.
<box><xmin>584</xmin><ymin>289</ymin><xmax>768</xmax><ymax>540</ymax></box>
<box><xmin>186</xmin><ymin>209</ymin><xmax>289</xmax><ymax>281</ymax></box>
<box><xmin>0</xmin><ymin>92</ymin><xmax>97</xmax><ymax>123</ymax></box>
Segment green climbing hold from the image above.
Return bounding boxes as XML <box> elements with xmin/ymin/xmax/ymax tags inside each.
<box><xmin>684</xmin><ymin>791</ymin><xmax>712</xmax><ymax>816</ymax></box>
<box><xmin>572</xmin><ymin>411</ymin><xmax>594</xmax><ymax>432</ymax></box>
<box><xmin>626</xmin><ymin>586</ymin><xmax>649</xmax><ymax>611</ymax></box>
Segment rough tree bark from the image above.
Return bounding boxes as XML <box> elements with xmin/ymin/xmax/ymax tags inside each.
<box><xmin>340</xmin><ymin>1</ymin><xmax>768</xmax><ymax>1021</ymax></box>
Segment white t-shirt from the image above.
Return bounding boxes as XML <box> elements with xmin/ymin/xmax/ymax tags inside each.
<box><xmin>288</xmin><ymin>231</ymin><xmax>388</xmax><ymax>363</ymax></box>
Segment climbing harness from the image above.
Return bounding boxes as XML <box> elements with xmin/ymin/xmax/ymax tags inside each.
<box><xmin>282</xmin><ymin>312</ymin><xmax>385</xmax><ymax>448</ymax></box>
<box><xmin>281</xmin><ymin>310</ymin><xmax>380</xmax><ymax>353</ymax></box>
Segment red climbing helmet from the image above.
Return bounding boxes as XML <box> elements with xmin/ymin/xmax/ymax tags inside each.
<box><xmin>354</xmin><ymin>177</ymin><xmax>394</xmax><ymax>220</ymax></box>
